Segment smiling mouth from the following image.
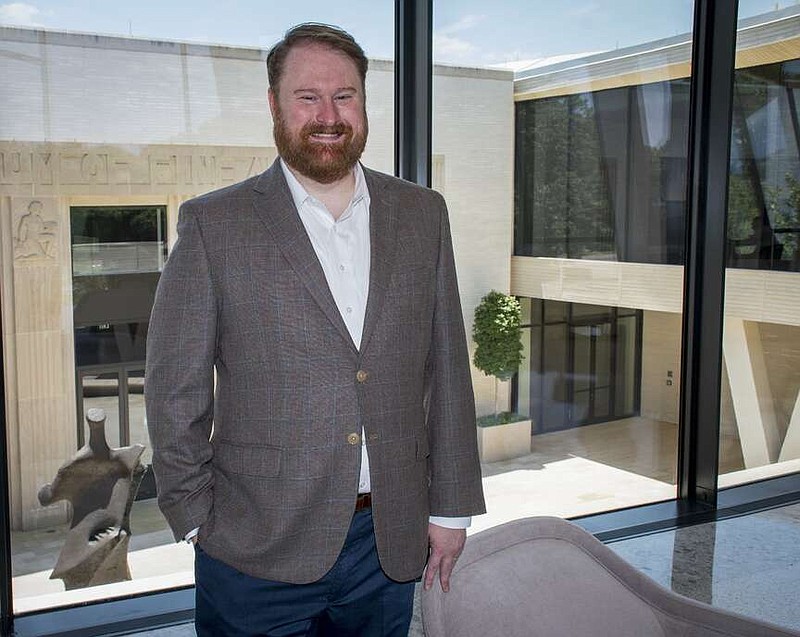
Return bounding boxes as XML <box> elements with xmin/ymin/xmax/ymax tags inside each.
<box><xmin>309</xmin><ymin>132</ymin><xmax>345</xmax><ymax>143</ymax></box>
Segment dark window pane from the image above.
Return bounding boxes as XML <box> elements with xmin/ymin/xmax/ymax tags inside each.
<box><xmin>572</xmin><ymin>302</ymin><xmax>611</xmax><ymax>320</ymax></box>
<box><xmin>516</xmin><ymin>80</ymin><xmax>691</xmax><ymax>265</ymax></box>
<box><xmin>541</xmin><ymin>323</ymin><xmax>569</xmax><ymax>431</ymax></box>
<box><xmin>544</xmin><ymin>299</ymin><xmax>567</xmax><ymax>323</ymax></box>
<box><xmin>728</xmin><ymin>60</ymin><xmax>800</xmax><ymax>272</ymax></box>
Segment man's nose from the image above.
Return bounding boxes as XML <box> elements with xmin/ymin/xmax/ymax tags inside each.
<box><xmin>315</xmin><ymin>97</ymin><xmax>339</xmax><ymax>124</ymax></box>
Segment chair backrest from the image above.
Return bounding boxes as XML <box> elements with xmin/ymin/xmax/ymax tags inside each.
<box><xmin>421</xmin><ymin>516</ymin><xmax>799</xmax><ymax>637</ymax></box>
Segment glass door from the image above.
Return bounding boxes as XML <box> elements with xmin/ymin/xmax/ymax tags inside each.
<box><xmin>71</xmin><ymin>206</ymin><xmax>167</xmax><ymax>499</ymax></box>
<box><xmin>571</xmin><ymin>320</ymin><xmax>613</xmax><ymax>425</ymax></box>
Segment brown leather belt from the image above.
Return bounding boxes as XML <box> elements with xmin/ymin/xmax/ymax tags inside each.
<box><xmin>355</xmin><ymin>493</ymin><xmax>372</xmax><ymax>512</ymax></box>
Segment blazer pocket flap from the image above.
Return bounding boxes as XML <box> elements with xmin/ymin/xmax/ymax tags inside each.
<box><xmin>213</xmin><ymin>440</ymin><xmax>281</xmax><ymax>477</ymax></box>
<box><xmin>378</xmin><ymin>436</ymin><xmax>429</xmax><ymax>469</ymax></box>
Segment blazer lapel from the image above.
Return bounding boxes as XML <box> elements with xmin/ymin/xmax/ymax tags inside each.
<box><xmin>251</xmin><ymin>161</ymin><xmax>356</xmax><ymax>352</ymax></box>
<box><xmin>360</xmin><ymin>167</ymin><xmax>398</xmax><ymax>354</ymax></box>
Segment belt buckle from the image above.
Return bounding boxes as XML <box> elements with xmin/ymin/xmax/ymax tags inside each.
<box><xmin>355</xmin><ymin>493</ymin><xmax>372</xmax><ymax>512</ymax></box>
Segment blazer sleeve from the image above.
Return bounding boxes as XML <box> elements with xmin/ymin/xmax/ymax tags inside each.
<box><xmin>145</xmin><ymin>202</ymin><xmax>217</xmax><ymax>541</ymax></box>
<box><xmin>425</xmin><ymin>192</ymin><xmax>487</xmax><ymax>517</ymax></box>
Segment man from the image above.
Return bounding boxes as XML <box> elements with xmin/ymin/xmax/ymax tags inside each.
<box><xmin>145</xmin><ymin>23</ymin><xmax>485</xmax><ymax>636</ymax></box>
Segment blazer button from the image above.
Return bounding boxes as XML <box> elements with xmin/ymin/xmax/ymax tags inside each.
<box><xmin>347</xmin><ymin>432</ymin><xmax>361</xmax><ymax>445</ymax></box>
<box><xmin>356</xmin><ymin>370</ymin><xmax>368</xmax><ymax>383</ymax></box>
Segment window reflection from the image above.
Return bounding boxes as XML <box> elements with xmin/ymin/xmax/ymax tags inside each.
<box><xmin>515</xmin><ymin>79</ymin><xmax>691</xmax><ymax>264</ymax></box>
<box><xmin>515</xmin><ymin>55</ymin><xmax>800</xmax><ymax>273</ymax></box>
<box><xmin>729</xmin><ymin>60</ymin><xmax>800</xmax><ymax>272</ymax></box>
<box><xmin>0</xmin><ymin>3</ymin><xmax>419</xmax><ymax>614</ymax></box>
<box><xmin>1</xmin><ymin>12</ymin><xmax>396</xmax><ymax>612</ymax></box>
<box><xmin>719</xmin><ymin>7</ymin><xmax>800</xmax><ymax>486</ymax></box>
<box><xmin>71</xmin><ymin>206</ymin><xmax>164</xmax><ymax>472</ymax></box>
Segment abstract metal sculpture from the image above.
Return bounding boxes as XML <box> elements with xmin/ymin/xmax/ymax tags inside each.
<box><xmin>38</xmin><ymin>408</ymin><xmax>145</xmax><ymax>590</ymax></box>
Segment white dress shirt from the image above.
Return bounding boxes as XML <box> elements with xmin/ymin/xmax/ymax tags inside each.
<box><xmin>280</xmin><ymin>161</ymin><xmax>468</xmax><ymax>530</ymax></box>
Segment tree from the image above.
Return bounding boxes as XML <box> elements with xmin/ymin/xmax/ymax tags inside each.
<box><xmin>472</xmin><ymin>291</ymin><xmax>523</xmax><ymax>420</ymax></box>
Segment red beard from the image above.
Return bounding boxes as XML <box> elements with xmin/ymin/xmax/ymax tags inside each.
<box><xmin>273</xmin><ymin>109</ymin><xmax>368</xmax><ymax>184</ymax></box>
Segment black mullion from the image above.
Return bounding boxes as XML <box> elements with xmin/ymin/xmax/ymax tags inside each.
<box><xmin>395</xmin><ymin>0</ymin><xmax>432</xmax><ymax>186</ymax></box>
<box><xmin>624</xmin><ymin>87</ymin><xmax>635</xmax><ymax>261</ymax></box>
<box><xmin>76</xmin><ymin>370</ymin><xmax>86</xmax><ymax>448</ymax></box>
<box><xmin>566</xmin><ymin>97</ymin><xmax>574</xmax><ymax>256</ymax></box>
<box><xmin>0</xmin><ymin>306</ymin><xmax>13</xmax><ymax>637</ymax></box>
<box><xmin>678</xmin><ymin>0</ymin><xmax>739</xmax><ymax>506</ymax></box>
<box><xmin>784</xmin><ymin>79</ymin><xmax>800</xmax><ymax>156</ymax></box>
<box><xmin>119</xmin><ymin>370</ymin><xmax>130</xmax><ymax>448</ymax></box>
<box><xmin>566</xmin><ymin>304</ymin><xmax>575</xmax><ymax>426</ymax></box>
<box><xmin>513</xmin><ymin>103</ymin><xmax>527</xmax><ymax>254</ymax></box>
<box><xmin>610</xmin><ymin>308</ymin><xmax>618</xmax><ymax>418</ymax></box>
<box><xmin>589</xmin><ymin>325</ymin><xmax>597</xmax><ymax>420</ymax></box>
<box><xmin>537</xmin><ymin>301</ymin><xmax>546</xmax><ymax>433</ymax></box>
<box><xmin>634</xmin><ymin>310</ymin><xmax>644</xmax><ymax>416</ymax></box>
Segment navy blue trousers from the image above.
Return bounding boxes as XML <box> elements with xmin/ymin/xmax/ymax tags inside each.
<box><xmin>194</xmin><ymin>509</ymin><xmax>416</xmax><ymax>636</ymax></box>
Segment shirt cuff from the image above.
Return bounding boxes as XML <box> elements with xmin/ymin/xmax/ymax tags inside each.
<box><xmin>184</xmin><ymin>527</ymin><xmax>200</xmax><ymax>543</ymax></box>
<box><xmin>429</xmin><ymin>516</ymin><xmax>471</xmax><ymax>529</ymax></box>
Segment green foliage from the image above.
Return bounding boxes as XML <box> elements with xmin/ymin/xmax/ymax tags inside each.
<box><xmin>765</xmin><ymin>173</ymin><xmax>800</xmax><ymax>261</ymax></box>
<box><xmin>476</xmin><ymin>412</ymin><xmax>528</xmax><ymax>428</ymax></box>
<box><xmin>472</xmin><ymin>291</ymin><xmax>523</xmax><ymax>382</ymax></box>
<box><xmin>727</xmin><ymin>172</ymin><xmax>761</xmax><ymax>242</ymax></box>
<box><xmin>729</xmin><ymin>168</ymin><xmax>800</xmax><ymax>263</ymax></box>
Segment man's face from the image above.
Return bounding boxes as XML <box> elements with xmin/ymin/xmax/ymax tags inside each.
<box><xmin>269</xmin><ymin>42</ymin><xmax>368</xmax><ymax>184</ymax></box>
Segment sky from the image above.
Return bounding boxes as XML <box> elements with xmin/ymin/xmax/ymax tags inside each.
<box><xmin>0</xmin><ymin>0</ymin><xmax>795</xmax><ymax>67</ymax></box>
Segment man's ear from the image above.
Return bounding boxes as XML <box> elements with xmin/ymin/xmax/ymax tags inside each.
<box><xmin>267</xmin><ymin>88</ymin><xmax>277</xmax><ymax>117</ymax></box>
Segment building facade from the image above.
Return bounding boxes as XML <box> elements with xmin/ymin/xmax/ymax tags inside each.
<box><xmin>511</xmin><ymin>6</ymin><xmax>800</xmax><ymax>484</ymax></box>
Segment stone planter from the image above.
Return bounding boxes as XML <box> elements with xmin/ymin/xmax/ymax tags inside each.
<box><xmin>477</xmin><ymin>418</ymin><xmax>532</xmax><ymax>463</ymax></box>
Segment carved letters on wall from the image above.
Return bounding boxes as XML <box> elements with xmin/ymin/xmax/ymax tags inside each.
<box><xmin>0</xmin><ymin>144</ymin><xmax>276</xmax><ymax>191</ymax></box>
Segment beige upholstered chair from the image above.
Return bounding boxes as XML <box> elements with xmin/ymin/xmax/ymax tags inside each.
<box><xmin>421</xmin><ymin>516</ymin><xmax>799</xmax><ymax>637</ymax></box>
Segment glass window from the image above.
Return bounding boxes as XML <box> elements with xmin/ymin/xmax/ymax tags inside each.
<box><xmin>544</xmin><ymin>299</ymin><xmax>567</xmax><ymax>324</ymax></box>
<box><xmin>515</xmin><ymin>79</ymin><xmax>692</xmax><ymax>264</ymax></box>
<box><xmin>443</xmin><ymin>0</ymin><xmax>692</xmax><ymax>527</ymax></box>
<box><xmin>728</xmin><ymin>61</ymin><xmax>800</xmax><ymax>272</ymax></box>
<box><xmin>719</xmin><ymin>5</ymin><xmax>800</xmax><ymax>487</ymax></box>
<box><xmin>71</xmin><ymin>205</ymin><xmax>165</xmax><ymax>456</ymax></box>
<box><xmin>2</xmin><ymin>5</ymin><xmax>394</xmax><ymax>614</ymax></box>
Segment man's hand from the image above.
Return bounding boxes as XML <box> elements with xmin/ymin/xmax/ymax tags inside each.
<box><xmin>424</xmin><ymin>524</ymin><xmax>466</xmax><ymax>592</ymax></box>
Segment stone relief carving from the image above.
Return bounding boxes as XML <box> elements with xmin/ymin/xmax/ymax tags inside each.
<box><xmin>13</xmin><ymin>199</ymin><xmax>57</xmax><ymax>261</ymax></box>
<box><xmin>38</xmin><ymin>408</ymin><xmax>145</xmax><ymax>590</ymax></box>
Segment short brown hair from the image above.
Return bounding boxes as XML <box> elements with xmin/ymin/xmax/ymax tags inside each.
<box><xmin>267</xmin><ymin>23</ymin><xmax>368</xmax><ymax>95</ymax></box>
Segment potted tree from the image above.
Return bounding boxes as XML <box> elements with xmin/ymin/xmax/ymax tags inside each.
<box><xmin>472</xmin><ymin>290</ymin><xmax>531</xmax><ymax>462</ymax></box>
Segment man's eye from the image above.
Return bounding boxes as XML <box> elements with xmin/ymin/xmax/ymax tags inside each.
<box><xmin>335</xmin><ymin>94</ymin><xmax>354</xmax><ymax>102</ymax></box>
<box><xmin>299</xmin><ymin>95</ymin><xmax>317</xmax><ymax>102</ymax></box>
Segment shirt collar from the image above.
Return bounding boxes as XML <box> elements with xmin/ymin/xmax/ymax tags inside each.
<box><xmin>280</xmin><ymin>159</ymin><xmax>368</xmax><ymax>215</ymax></box>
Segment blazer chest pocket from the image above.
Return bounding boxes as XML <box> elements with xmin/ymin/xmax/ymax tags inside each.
<box><xmin>213</xmin><ymin>440</ymin><xmax>281</xmax><ymax>477</ymax></box>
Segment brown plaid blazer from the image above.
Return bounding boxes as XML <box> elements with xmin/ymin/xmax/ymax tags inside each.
<box><xmin>145</xmin><ymin>160</ymin><xmax>485</xmax><ymax>584</ymax></box>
